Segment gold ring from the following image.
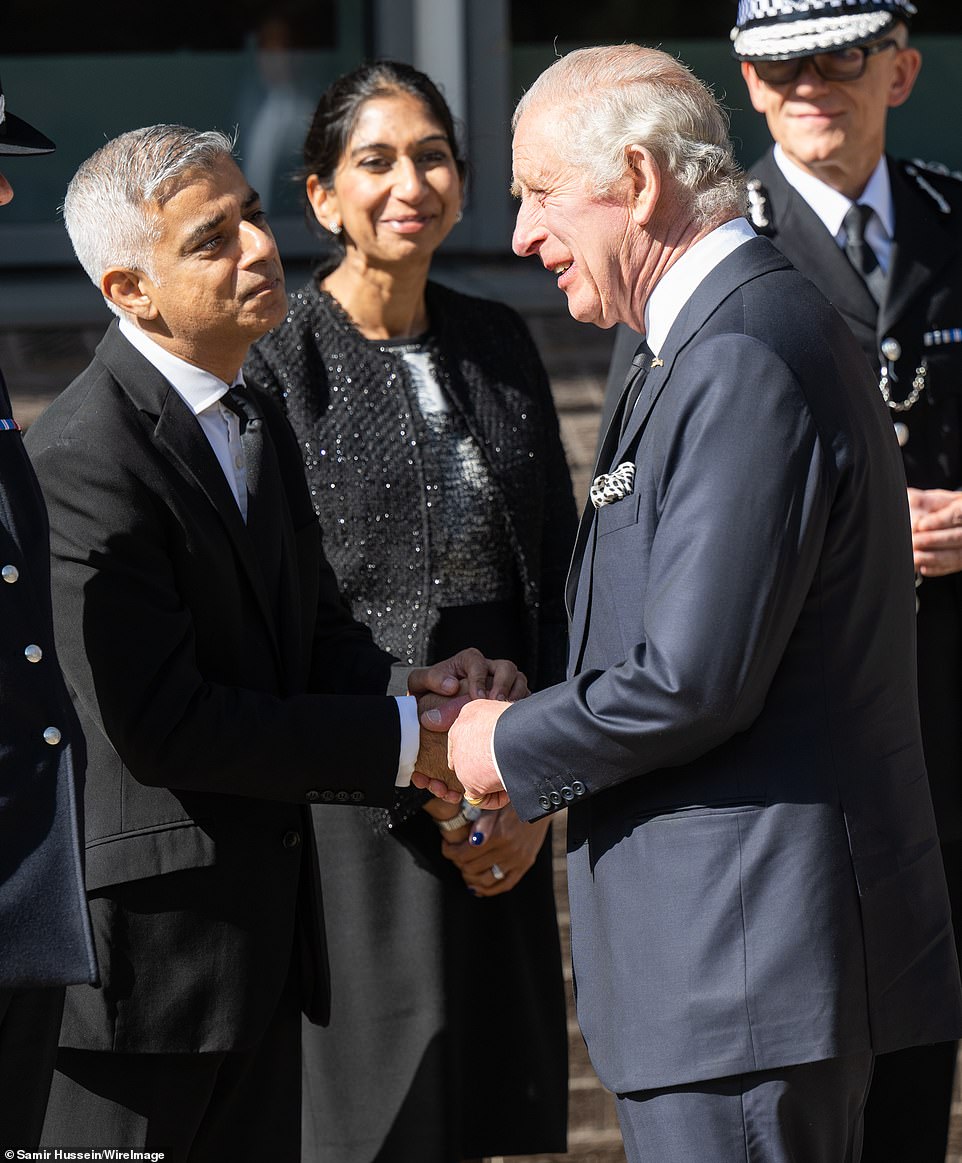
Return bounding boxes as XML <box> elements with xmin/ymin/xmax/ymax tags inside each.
<box><xmin>464</xmin><ymin>794</ymin><xmax>485</xmax><ymax>806</ymax></box>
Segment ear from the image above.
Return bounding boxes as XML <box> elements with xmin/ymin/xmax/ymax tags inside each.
<box><xmin>101</xmin><ymin>267</ymin><xmax>158</xmax><ymax>320</ymax></box>
<box><xmin>306</xmin><ymin>173</ymin><xmax>340</xmax><ymax>232</ymax></box>
<box><xmin>625</xmin><ymin>145</ymin><xmax>661</xmax><ymax>227</ymax></box>
<box><xmin>740</xmin><ymin>62</ymin><xmax>770</xmax><ymax>113</ymax></box>
<box><xmin>888</xmin><ymin>46</ymin><xmax>922</xmax><ymax>109</ymax></box>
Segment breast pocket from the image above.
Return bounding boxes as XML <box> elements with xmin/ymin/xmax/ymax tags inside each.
<box><xmin>597</xmin><ymin>492</ymin><xmax>641</xmax><ymax>536</ymax></box>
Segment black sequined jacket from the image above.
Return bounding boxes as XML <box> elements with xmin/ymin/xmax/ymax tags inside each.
<box><xmin>245</xmin><ymin>277</ymin><xmax>578</xmax><ymax>692</ymax></box>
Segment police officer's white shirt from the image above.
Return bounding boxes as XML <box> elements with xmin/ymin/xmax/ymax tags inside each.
<box><xmin>117</xmin><ymin>317</ymin><xmax>418</xmax><ymax>786</ymax></box>
<box><xmin>773</xmin><ymin>144</ymin><xmax>894</xmax><ymax>273</ymax></box>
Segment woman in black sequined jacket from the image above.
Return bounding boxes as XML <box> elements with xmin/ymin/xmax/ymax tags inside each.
<box><xmin>245</xmin><ymin>60</ymin><xmax>577</xmax><ymax>1163</ymax></box>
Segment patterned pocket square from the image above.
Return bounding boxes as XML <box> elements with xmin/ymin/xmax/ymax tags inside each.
<box><xmin>590</xmin><ymin>461</ymin><xmax>635</xmax><ymax>509</ymax></box>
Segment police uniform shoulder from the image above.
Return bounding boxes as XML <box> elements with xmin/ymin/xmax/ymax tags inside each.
<box><xmin>745</xmin><ymin>175</ymin><xmax>775</xmax><ymax>235</ymax></box>
<box><xmin>898</xmin><ymin>158</ymin><xmax>962</xmax><ymax>216</ymax></box>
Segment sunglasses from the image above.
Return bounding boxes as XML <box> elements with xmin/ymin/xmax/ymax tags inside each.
<box><xmin>752</xmin><ymin>39</ymin><xmax>899</xmax><ymax>85</ymax></box>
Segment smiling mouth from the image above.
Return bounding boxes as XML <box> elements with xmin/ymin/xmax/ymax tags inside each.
<box><xmin>550</xmin><ymin>262</ymin><xmax>572</xmax><ymax>276</ymax></box>
<box><xmin>382</xmin><ymin>215</ymin><xmax>434</xmax><ymax>231</ymax></box>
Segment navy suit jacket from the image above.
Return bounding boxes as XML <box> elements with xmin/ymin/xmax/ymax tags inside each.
<box><xmin>494</xmin><ymin>237</ymin><xmax>962</xmax><ymax>1092</ymax></box>
<box><xmin>0</xmin><ymin>367</ymin><xmax>96</xmax><ymax>990</ymax></box>
<box><xmin>25</xmin><ymin>324</ymin><xmax>403</xmax><ymax>1053</ymax></box>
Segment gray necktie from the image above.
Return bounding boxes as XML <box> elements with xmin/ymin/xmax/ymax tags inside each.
<box><xmin>843</xmin><ymin>203</ymin><xmax>887</xmax><ymax>305</ymax></box>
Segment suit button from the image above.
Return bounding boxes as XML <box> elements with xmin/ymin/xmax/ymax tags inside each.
<box><xmin>24</xmin><ymin>644</ymin><xmax>43</xmax><ymax>663</ymax></box>
<box><xmin>43</xmin><ymin>727</ymin><xmax>62</xmax><ymax>746</ymax></box>
<box><xmin>538</xmin><ymin>795</ymin><xmax>551</xmax><ymax>811</ymax></box>
<box><xmin>571</xmin><ymin>781</ymin><xmax>586</xmax><ymax>796</ymax></box>
<box><xmin>351</xmin><ymin>791</ymin><xmax>364</xmax><ymax>803</ymax></box>
<box><xmin>549</xmin><ymin>791</ymin><xmax>563</xmax><ymax>806</ymax></box>
<box><xmin>321</xmin><ymin>790</ymin><xmax>335</xmax><ymax>803</ymax></box>
<box><xmin>305</xmin><ymin>790</ymin><xmax>320</xmax><ymax>803</ymax></box>
<box><xmin>561</xmin><ymin>785</ymin><xmax>575</xmax><ymax>802</ymax></box>
<box><xmin>282</xmin><ymin>831</ymin><xmax>301</xmax><ymax>849</ymax></box>
<box><xmin>247</xmin><ymin>419</ymin><xmax>263</xmax><ymax>432</ymax></box>
<box><xmin>335</xmin><ymin>791</ymin><xmax>349</xmax><ymax>803</ymax></box>
<box><xmin>2</xmin><ymin>565</ymin><xmax>18</xmax><ymax>583</ymax></box>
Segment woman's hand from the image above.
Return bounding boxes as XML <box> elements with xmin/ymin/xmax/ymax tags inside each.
<box><xmin>441</xmin><ymin>805</ymin><xmax>552</xmax><ymax>897</ymax></box>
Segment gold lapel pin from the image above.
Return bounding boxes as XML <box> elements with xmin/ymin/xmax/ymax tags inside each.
<box><xmin>651</xmin><ymin>357</ymin><xmax>664</xmax><ymax>368</ymax></box>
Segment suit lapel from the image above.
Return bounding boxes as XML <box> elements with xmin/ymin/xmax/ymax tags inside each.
<box><xmin>755</xmin><ymin>153</ymin><xmax>878</xmax><ymax>336</ymax></box>
<box><xmin>566</xmin><ymin>238</ymin><xmax>794</xmax><ymax>669</ymax></box>
<box><xmin>881</xmin><ymin>160</ymin><xmax>956</xmax><ymax>338</ymax></box>
<box><xmin>96</xmin><ymin>324</ymin><xmax>282</xmax><ymax>659</ymax></box>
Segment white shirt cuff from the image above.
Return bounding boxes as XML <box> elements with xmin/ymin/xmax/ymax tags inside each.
<box><xmin>491</xmin><ymin>715</ymin><xmax>508</xmax><ymax>790</ymax></box>
<box><xmin>395</xmin><ymin>695</ymin><xmax>419</xmax><ymax>787</ymax></box>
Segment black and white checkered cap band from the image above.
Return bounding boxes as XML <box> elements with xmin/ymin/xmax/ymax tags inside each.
<box><xmin>731</xmin><ymin>0</ymin><xmax>915</xmax><ymax>60</ymax></box>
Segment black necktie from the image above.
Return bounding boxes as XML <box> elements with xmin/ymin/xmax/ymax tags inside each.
<box><xmin>222</xmin><ymin>385</ymin><xmax>283</xmax><ymax>597</ymax></box>
<box><xmin>843</xmin><ymin>203</ymin><xmax>887</xmax><ymax>305</ymax></box>
<box><xmin>619</xmin><ymin>339</ymin><xmax>656</xmax><ymax>437</ymax></box>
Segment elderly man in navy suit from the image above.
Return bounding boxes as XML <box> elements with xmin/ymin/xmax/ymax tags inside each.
<box><xmin>0</xmin><ymin>79</ymin><xmax>97</xmax><ymax>1151</ymax></box>
<box><xmin>419</xmin><ymin>44</ymin><xmax>962</xmax><ymax>1162</ymax></box>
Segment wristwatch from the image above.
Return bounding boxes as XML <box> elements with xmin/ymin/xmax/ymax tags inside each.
<box><xmin>435</xmin><ymin>798</ymin><xmax>484</xmax><ymax>832</ymax></box>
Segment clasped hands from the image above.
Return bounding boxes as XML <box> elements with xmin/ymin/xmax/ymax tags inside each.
<box><xmin>909</xmin><ymin>487</ymin><xmax>962</xmax><ymax>578</ymax></box>
<box><xmin>406</xmin><ymin>646</ymin><xmax>520</xmax><ymax>810</ymax></box>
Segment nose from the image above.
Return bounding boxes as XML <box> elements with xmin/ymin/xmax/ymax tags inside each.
<box><xmin>239</xmin><ymin>215</ymin><xmax>277</xmax><ymax>266</ymax></box>
<box><xmin>0</xmin><ymin>173</ymin><xmax>13</xmax><ymax>207</ymax></box>
<box><xmin>394</xmin><ymin>156</ymin><xmax>425</xmax><ymax>201</ymax></box>
<box><xmin>792</xmin><ymin>58</ymin><xmax>831</xmax><ymax>94</ymax></box>
<box><xmin>512</xmin><ymin>197</ymin><xmax>544</xmax><ymax>258</ymax></box>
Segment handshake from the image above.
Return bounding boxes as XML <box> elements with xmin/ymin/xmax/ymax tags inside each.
<box><xmin>407</xmin><ymin>647</ymin><xmax>522</xmax><ymax>811</ymax></box>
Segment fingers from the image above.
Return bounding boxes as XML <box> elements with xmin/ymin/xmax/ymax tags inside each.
<box><xmin>459</xmin><ymin>861</ymin><xmax>521</xmax><ymax>897</ymax></box>
<box><xmin>485</xmin><ymin>658</ymin><xmax>527</xmax><ymax>701</ymax></box>
<box><xmin>410</xmin><ymin>770</ymin><xmax>463</xmax><ymax>804</ymax></box>
<box><xmin>418</xmin><ymin>691</ymin><xmax>470</xmax><ymax>733</ymax></box>
<box><xmin>914</xmin><ymin>549</ymin><xmax>962</xmax><ymax>578</ymax></box>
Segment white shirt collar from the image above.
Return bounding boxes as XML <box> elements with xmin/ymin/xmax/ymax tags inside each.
<box><xmin>643</xmin><ymin>217</ymin><xmax>757</xmax><ymax>355</ymax></box>
<box><xmin>118</xmin><ymin>317</ymin><xmax>241</xmax><ymax>413</ymax></box>
<box><xmin>773</xmin><ymin>144</ymin><xmax>893</xmax><ymax>242</ymax></box>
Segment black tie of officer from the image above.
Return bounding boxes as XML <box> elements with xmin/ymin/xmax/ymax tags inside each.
<box><xmin>843</xmin><ymin>202</ymin><xmax>887</xmax><ymax>305</ymax></box>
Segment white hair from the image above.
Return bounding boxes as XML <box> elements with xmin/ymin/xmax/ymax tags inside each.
<box><xmin>514</xmin><ymin>45</ymin><xmax>745</xmax><ymax>228</ymax></box>
<box><xmin>63</xmin><ymin>124</ymin><xmax>236</xmax><ymax>317</ymax></box>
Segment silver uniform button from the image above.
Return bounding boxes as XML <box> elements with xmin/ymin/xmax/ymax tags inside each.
<box><xmin>24</xmin><ymin>644</ymin><xmax>43</xmax><ymax>663</ymax></box>
<box><xmin>880</xmin><ymin>337</ymin><xmax>901</xmax><ymax>362</ymax></box>
<box><xmin>2</xmin><ymin>565</ymin><xmax>19</xmax><ymax>583</ymax></box>
<box><xmin>43</xmin><ymin>727</ymin><xmax>62</xmax><ymax>746</ymax></box>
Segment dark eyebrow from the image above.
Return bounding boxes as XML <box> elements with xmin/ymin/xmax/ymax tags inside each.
<box><xmin>179</xmin><ymin>188</ymin><xmax>262</xmax><ymax>254</ymax></box>
<box><xmin>348</xmin><ymin>134</ymin><xmax>450</xmax><ymax>157</ymax></box>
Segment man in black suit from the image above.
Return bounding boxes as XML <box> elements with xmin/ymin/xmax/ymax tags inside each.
<box><xmin>26</xmin><ymin>124</ymin><xmax>511</xmax><ymax>1162</ymax></box>
<box><xmin>419</xmin><ymin>43</ymin><xmax>962</xmax><ymax>1162</ymax></box>
<box><xmin>0</xmin><ymin>79</ymin><xmax>97</xmax><ymax>1152</ymax></box>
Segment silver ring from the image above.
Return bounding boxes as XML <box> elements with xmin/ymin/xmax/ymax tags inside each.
<box><xmin>490</xmin><ymin>863</ymin><xmax>505</xmax><ymax>881</ymax></box>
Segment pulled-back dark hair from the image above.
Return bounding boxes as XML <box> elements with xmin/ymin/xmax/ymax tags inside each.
<box><xmin>301</xmin><ymin>59</ymin><xmax>466</xmax><ymax>246</ymax></box>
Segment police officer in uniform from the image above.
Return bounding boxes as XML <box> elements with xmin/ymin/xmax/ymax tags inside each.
<box><xmin>603</xmin><ymin>3</ymin><xmax>962</xmax><ymax>1154</ymax></box>
<box><xmin>731</xmin><ymin>4</ymin><xmax>962</xmax><ymax>1158</ymax></box>
<box><xmin>0</xmin><ymin>79</ymin><xmax>97</xmax><ymax>1149</ymax></box>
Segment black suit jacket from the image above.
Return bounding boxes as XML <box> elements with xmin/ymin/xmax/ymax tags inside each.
<box><xmin>0</xmin><ymin>368</ymin><xmax>96</xmax><ymax>990</ymax></box>
<box><xmin>25</xmin><ymin>323</ymin><xmax>403</xmax><ymax>1053</ymax></box>
<box><xmin>496</xmin><ymin>238</ymin><xmax>962</xmax><ymax>1092</ymax></box>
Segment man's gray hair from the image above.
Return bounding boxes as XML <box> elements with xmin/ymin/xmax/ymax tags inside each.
<box><xmin>513</xmin><ymin>45</ymin><xmax>745</xmax><ymax>228</ymax></box>
<box><xmin>63</xmin><ymin>124</ymin><xmax>236</xmax><ymax>317</ymax></box>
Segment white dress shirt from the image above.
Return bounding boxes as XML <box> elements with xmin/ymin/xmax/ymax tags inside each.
<box><xmin>118</xmin><ymin>319</ymin><xmax>418</xmax><ymax>785</ymax></box>
<box><xmin>773</xmin><ymin>144</ymin><xmax>893</xmax><ymax>274</ymax></box>
<box><xmin>643</xmin><ymin>216</ymin><xmax>757</xmax><ymax>355</ymax></box>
